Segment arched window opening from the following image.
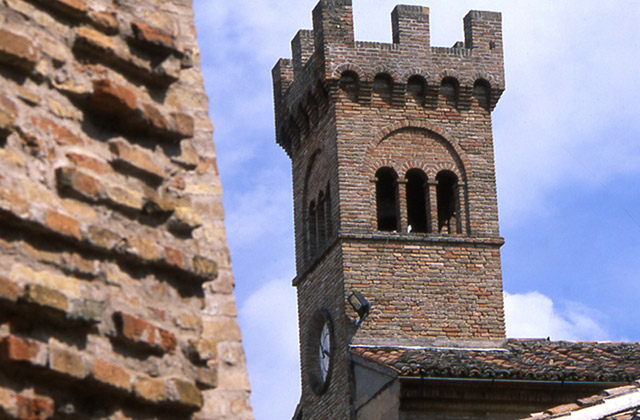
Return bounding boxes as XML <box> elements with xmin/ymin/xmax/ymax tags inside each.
<box><xmin>436</xmin><ymin>170</ymin><xmax>459</xmax><ymax>234</ymax></box>
<box><xmin>407</xmin><ymin>75</ymin><xmax>426</xmax><ymax>105</ymax></box>
<box><xmin>325</xmin><ymin>184</ymin><xmax>332</xmax><ymax>239</ymax></box>
<box><xmin>317</xmin><ymin>191</ymin><xmax>326</xmax><ymax>249</ymax></box>
<box><xmin>473</xmin><ymin>79</ymin><xmax>491</xmax><ymax>111</ymax></box>
<box><xmin>340</xmin><ymin>71</ymin><xmax>359</xmax><ymax>101</ymax></box>
<box><xmin>440</xmin><ymin>77</ymin><xmax>459</xmax><ymax>109</ymax></box>
<box><xmin>376</xmin><ymin>167</ymin><xmax>399</xmax><ymax>232</ymax></box>
<box><xmin>373</xmin><ymin>73</ymin><xmax>393</xmax><ymax>103</ymax></box>
<box><xmin>308</xmin><ymin>201</ymin><xmax>318</xmax><ymax>257</ymax></box>
<box><xmin>405</xmin><ymin>169</ymin><xmax>428</xmax><ymax>233</ymax></box>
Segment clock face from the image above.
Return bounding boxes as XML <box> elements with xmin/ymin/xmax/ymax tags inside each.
<box><xmin>319</xmin><ymin>321</ymin><xmax>331</xmax><ymax>383</ymax></box>
<box><xmin>309</xmin><ymin>309</ymin><xmax>334</xmax><ymax>394</ymax></box>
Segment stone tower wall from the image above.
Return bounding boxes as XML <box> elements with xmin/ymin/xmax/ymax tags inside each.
<box><xmin>0</xmin><ymin>0</ymin><xmax>252</xmax><ymax>419</ymax></box>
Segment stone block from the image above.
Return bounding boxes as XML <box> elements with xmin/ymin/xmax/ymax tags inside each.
<box><xmin>130</xmin><ymin>21</ymin><xmax>176</xmax><ymax>52</ymax></box>
<box><xmin>168</xmin><ymin>378</ymin><xmax>202</xmax><ymax>409</ymax></box>
<box><xmin>91</xmin><ymin>358</ymin><xmax>131</xmax><ymax>391</ymax></box>
<box><xmin>130</xmin><ymin>236</ymin><xmax>159</xmax><ymax>261</ymax></box>
<box><xmin>163</xmin><ymin>247</ymin><xmax>185</xmax><ymax>270</ymax></box>
<box><xmin>203</xmin><ymin>318</ymin><xmax>242</xmax><ymax>343</ymax></box>
<box><xmin>195</xmin><ymin>365</ymin><xmax>218</xmax><ymax>389</ymax></box>
<box><xmin>171</xmin><ymin>112</ymin><xmax>194</xmax><ymax>138</ymax></box>
<box><xmin>66</xmin><ymin>152</ymin><xmax>112</xmax><ymax>175</ymax></box>
<box><xmin>49</xmin><ymin>342</ymin><xmax>87</xmax><ymax>379</ymax></box>
<box><xmin>31</xmin><ymin>116</ymin><xmax>84</xmax><ymax>145</ymax></box>
<box><xmin>0</xmin><ymin>335</ymin><xmax>47</xmax><ymax>366</ymax></box>
<box><xmin>0</xmin><ymin>29</ymin><xmax>38</xmax><ymax>71</ymax></box>
<box><xmin>104</xmin><ymin>182</ymin><xmax>144</xmax><ymax>211</ymax></box>
<box><xmin>87</xmin><ymin>226</ymin><xmax>120</xmax><ymax>249</ymax></box>
<box><xmin>186</xmin><ymin>338</ymin><xmax>217</xmax><ymax>362</ymax></box>
<box><xmin>168</xmin><ymin>206</ymin><xmax>202</xmax><ymax>234</ymax></box>
<box><xmin>45</xmin><ymin>210</ymin><xmax>82</xmax><ymax>240</ymax></box>
<box><xmin>108</xmin><ymin>138</ymin><xmax>164</xmax><ymax>181</ymax></box>
<box><xmin>23</xmin><ymin>283</ymin><xmax>69</xmax><ymax>312</ymax></box>
<box><xmin>69</xmin><ymin>299</ymin><xmax>105</xmax><ymax>323</ymax></box>
<box><xmin>134</xmin><ymin>377</ymin><xmax>168</xmax><ymax>403</ymax></box>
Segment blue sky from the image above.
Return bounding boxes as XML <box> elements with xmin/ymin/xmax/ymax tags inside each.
<box><xmin>193</xmin><ymin>1</ymin><xmax>640</xmax><ymax>419</ymax></box>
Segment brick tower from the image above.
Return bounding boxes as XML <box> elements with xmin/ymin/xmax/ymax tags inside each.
<box><xmin>274</xmin><ymin>0</ymin><xmax>506</xmax><ymax>418</ymax></box>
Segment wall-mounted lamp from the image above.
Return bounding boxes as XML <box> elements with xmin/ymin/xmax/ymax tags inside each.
<box><xmin>348</xmin><ymin>292</ymin><xmax>371</xmax><ymax>326</ymax></box>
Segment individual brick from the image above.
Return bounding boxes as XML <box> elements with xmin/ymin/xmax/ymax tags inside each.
<box><xmin>0</xmin><ymin>335</ymin><xmax>48</xmax><ymax>366</ymax></box>
<box><xmin>14</xmin><ymin>393</ymin><xmax>55</xmax><ymax>420</ymax></box>
<box><xmin>186</xmin><ymin>338</ymin><xmax>217</xmax><ymax>363</ymax></box>
<box><xmin>168</xmin><ymin>378</ymin><xmax>202</xmax><ymax>409</ymax></box>
<box><xmin>49</xmin><ymin>342</ymin><xmax>87</xmax><ymax>379</ymax></box>
<box><xmin>0</xmin><ymin>95</ymin><xmax>18</xmax><ymax>138</ymax></box>
<box><xmin>0</xmin><ymin>29</ymin><xmax>39</xmax><ymax>71</ymax></box>
<box><xmin>88</xmin><ymin>10</ymin><xmax>119</xmax><ymax>34</ymax></box>
<box><xmin>168</xmin><ymin>206</ymin><xmax>202</xmax><ymax>235</ymax></box>
<box><xmin>86</xmin><ymin>225</ymin><xmax>120</xmax><ymax>249</ymax></box>
<box><xmin>90</xmin><ymin>79</ymin><xmax>137</xmax><ymax>116</ymax></box>
<box><xmin>33</xmin><ymin>0</ymin><xmax>88</xmax><ymax>18</ymax></box>
<box><xmin>23</xmin><ymin>283</ymin><xmax>69</xmax><ymax>312</ymax></box>
<box><xmin>75</xmin><ymin>26</ymin><xmax>116</xmax><ymax>55</ymax></box>
<box><xmin>91</xmin><ymin>358</ymin><xmax>131</xmax><ymax>391</ymax></box>
<box><xmin>192</xmin><ymin>256</ymin><xmax>218</xmax><ymax>280</ymax></box>
<box><xmin>31</xmin><ymin>116</ymin><xmax>84</xmax><ymax>145</ymax></box>
<box><xmin>133</xmin><ymin>377</ymin><xmax>168</xmax><ymax>403</ymax></box>
<box><xmin>45</xmin><ymin>209</ymin><xmax>82</xmax><ymax>240</ymax></box>
<box><xmin>108</xmin><ymin>138</ymin><xmax>165</xmax><ymax>182</ymax></box>
<box><xmin>163</xmin><ymin>247</ymin><xmax>185</xmax><ymax>270</ymax></box>
<box><xmin>69</xmin><ymin>299</ymin><xmax>105</xmax><ymax>323</ymax></box>
<box><xmin>130</xmin><ymin>21</ymin><xmax>177</xmax><ymax>52</ymax></box>
<box><xmin>171</xmin><ymin>112</ymin><xmax>194</xmax><ymax>138</ymax></box>
<box><xmin>56</xmin><ymin>166</ymin><xmax>103</xmax><ymax>201</ymax></box>
<box><xmin>0</xmin><ymin>276</ymin><xmax>21</xmax><ymax>302</ymax></box>
<box><xmin>66</xmin><ymin>152</ymin><xmax>112</xmax><ymax>175</ymax></box>
<box><xmin>113</xmin><ymin>312</ymin><xmax>177</xmax><ymax>353</ymax></box>
<box><xmin>195</xmin><ymin>366</ymin><xmax>218</xmax><ymax>390</ymax></box>
<box><xmin>103</xmin><ymin>182</ymin><xmax>144</xmax><ymax>211</ymax></box>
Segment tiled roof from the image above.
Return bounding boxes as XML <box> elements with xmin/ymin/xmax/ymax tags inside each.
<box><xmin>521</xmin><ymin>383</ymin><xmax>640</xmax><ymax>419</ymax></box>
<box><xmin>351</xmin><ymin>339</ymin><xmax>640</xmax><ymax>382</ymax></box>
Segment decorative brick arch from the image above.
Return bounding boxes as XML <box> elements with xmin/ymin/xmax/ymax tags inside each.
<box><xmin>331</xmin><ymin>63</ymin><xmax>368</xmax><ymax>81</ymax></box>
<box><xmin>371</xmin><ymin>65</ymin><xmax>401</xmax><ymax>83</ymax></box>
<box><xmin>401</xmin><ymin>69</ymin><xmax>436</xmax><ymax>86</ymax></box>
<box><xmin>368</xmin><ymin>120</ymin><xmax>472</xmax><ymax>179</ymax></box>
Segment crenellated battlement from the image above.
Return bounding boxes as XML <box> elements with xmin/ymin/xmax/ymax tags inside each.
<box><xmin>273</xmin><ymin>0</ymin><xmax>505</xmax><ymax>156</ymax></box>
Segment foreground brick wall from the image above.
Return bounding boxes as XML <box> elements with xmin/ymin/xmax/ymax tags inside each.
<box><xmin>0</xmin><ymin>0</ymin><xmax>252</xmax><ymax>418</ymax></box>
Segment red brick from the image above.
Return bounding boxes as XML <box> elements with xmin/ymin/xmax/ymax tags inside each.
<box><xmin>88</xmin><ymin>10</ymin><xmax>119</xmax><ymax>34</ymax></box>
<box><xmin>15</xmin><ymin>394</ymin><xmax>54</xmax><ymax>420</ymax></box>
<box><xmin>115</xmin><ymin>312</ymin><xmax>176</xmax><ymax>353</ymax></box>
<box><xmin>131</xmin><ymin>21</ymin><xmax>176</xmax><ymax>51</ymax></box>
<box><xmin>91</xmin><ymin>358</ymin><xmax>131</xmax><ymax>391</ymax></box>
<box><xmin>66</xmin><ymin>152</ymin><xmax>112</xmax><ymax>175</ymax></box>
<box><xmin>108</xmin><ymin>138</ymin><xmax>164</xmax><ymax>181</ymax></box>
<box><xmin>140</xmin><ymin>103</ymin><xmax>170</xmax><ymax>132</ymax></box>
<box><xmin>34</xmin><ymin>0</ymin><xmax>88</xmax><ymax>18</ymax></box>
<box><xmin>134</xmin><ymin>377</ymin><xmax>168</xmax><ymax>403</ymax></box>
<box><xmin>45</xmin><ymin>210</ymin><xmax>82</xmax><ymax>240</ymax></box>
<box><xmin>31</xmin><ymin>116</ymin><xmax>84</xmax><ymax>146</ymax></box>
<box><xmin>56</xmin><ymin>166</ymin><xmax>103</xmax><ymax>201</ymax></box>
<box><xmin>91</xmin><ymin>79</ymin><xmax>137</xmax><ymax>116</ymax></box>
<box><xmin>163</xmin><ymin>247</ymin><xmax>185</xmax><ymax>269</ymax></box>
<box><xmin>0</xmin><ymin>335</ymin><xmax>46</xmax><ymax>366</ymax></box>
<box><xmin>0</xmin><ymin>29</ymin><xmax>38</xmax><ymax>71</ymax></box>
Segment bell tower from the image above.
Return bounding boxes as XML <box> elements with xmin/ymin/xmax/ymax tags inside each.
<box><xmin>273</xmin><ymin>1</ymin><xmax>506</xmax><ymax>418</ymax></box>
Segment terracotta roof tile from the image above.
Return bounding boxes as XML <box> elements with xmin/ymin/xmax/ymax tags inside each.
<box><xmin>350</xmin><ymin>339</ymin><xmax>640</xmax><ymax>382</ymax></box>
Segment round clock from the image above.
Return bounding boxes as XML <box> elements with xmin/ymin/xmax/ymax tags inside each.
<box><xmin>309</xmin><ymin>309</ymin><xmax>334</xmax><ymax>394</ymax></box>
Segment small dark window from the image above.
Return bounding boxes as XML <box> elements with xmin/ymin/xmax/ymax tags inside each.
<box><xmin>436</xmin><ymin>170</ymin><xmax>459</xmax><ymax>233</ymax></box>
<box><xmin>325</xmin><ymin>184</ymin><xmax>332</xmax><ymax>239</ymax></box>
<box><xmin>317</xmin><ymin>191</ymin><xmax>326</xmax><ymax>248</ymax></box>
<box><xmin>440</xmin><ymin>77</ymin><xmax>458</xmax><ymax>108</ymax></box>
<box><xmin>473</xmin><ymin>79</ymin><xmax>491</xmax><ymax>111</ymax></box>
<box><xmin>373</xmin><ymin>73</ymin><xmax>393</xmax><ymax>103</ymax></box>
<box><xmin>308</xmin><ymin>201</ymin><xmax>317</xmax><ymax>256</ymax></box>
<box><xmin>407</xmin><ymin>75</ymin><xmax>426</xmax><ymax>104</ymax></box>
<box><xmin>406</xmin><ymin>169</ymin><xmax>428</xmax><ymax>233</ymax></box>
<box><xmin>376</xmin><ymin>167</ymin><xmax>398</xmax><ymax>231</ymax></box>
<box><xmin>340</xmin><ymin>71</ymin><xmax>359</xmax><ymax>101</ymax></box>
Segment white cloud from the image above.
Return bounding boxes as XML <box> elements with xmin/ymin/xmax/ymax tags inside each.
<box><xmin>239</xmin><ymin>278</ymin><xmax>300</xmax><ymax>420</ymax></box>
<box><xmin>504</xmin><ymin>291</ymin><xmax>609</xmax><ymax>341</ymax></box>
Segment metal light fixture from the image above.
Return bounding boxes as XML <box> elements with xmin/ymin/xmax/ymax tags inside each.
<box><xmin>348</xmin><ymin>291</ymin><xmax>371</xmax><ymax>326</ymax></box>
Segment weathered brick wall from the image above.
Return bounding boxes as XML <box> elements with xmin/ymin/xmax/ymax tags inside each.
<box><xmin>0</xmin><ymin>0</ymin><xmax>252</xmax><ymax>419</ymax></box>
<box><xmin>275</xmin><ymin>1</ymin><xmax>507</xmax><ymax>418</ymax></box>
